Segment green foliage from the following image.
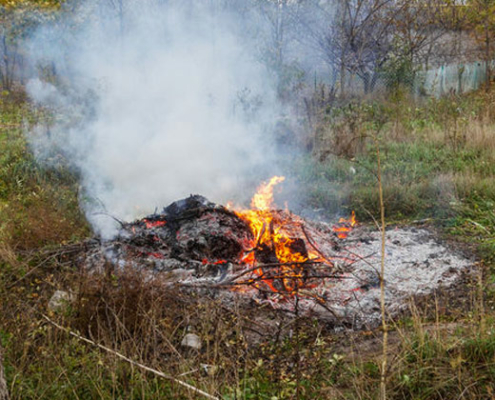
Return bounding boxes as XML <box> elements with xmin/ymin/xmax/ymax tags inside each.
<box><xmin>288</xmin><ymin>89</ymin><xmax>495</xmax><ymax>229</ymax></box>
<box><xmin>380</xmin><ymin>38</ymin><xmax>416</xmax><ymax>94</ymax></box>
<box><xmin>465</xmin><ymin>0</ymin><xmax>495</xmax><ymax>41</ymax></box>
<box><xmin>8</xmin><ymin>337</ymin><xmax>178</xmax><ymax>399</ymax></box>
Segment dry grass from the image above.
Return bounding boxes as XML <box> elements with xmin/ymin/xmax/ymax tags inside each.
<box><xmin>1</xmin><ymin>241</ymin><xmax>494</xmax><ymax>399</ymax></box>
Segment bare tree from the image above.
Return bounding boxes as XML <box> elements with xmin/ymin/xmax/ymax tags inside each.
<box><xmin>293</xmin><ymin>0</ymin><xmax>448</xmax><ymax>95</ymax></box>
<box><xmin>379</xmin><ymin>1</ymin><xmax>448</xmax><ymax>91</ymax></box>
<box><xmin>0</xmin><ymin>4</ymin><xmax>54</xmax><ymax>91</ymax></box>
<box><xmin>294</xmin><ymin>0</ymin><xmax>401</xmax><ymax>94</ymax></box>
<box><xmin>254</xmin><ymin>0</ymin><xmax>294</xmax><ymax>72</ymax></box>
<box><xmin>0</xmin><ymin>6</ymin><xmax>23</xmax><ymax>91</ymax></box>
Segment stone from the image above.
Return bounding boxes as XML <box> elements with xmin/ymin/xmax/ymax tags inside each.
<box><xmin>48</xmin><ymin>290</ymin><xmax>74</xmax><ymax>312</ymax></box>
<box><xmin>201</xmin><ymin>363</ymin><xmax>218</xmax><ymax>376</ymax></box>
<box><xmin>181</xmin><ymin>333</ymin><xmax>202</xmax><ymax>350</ymax></box>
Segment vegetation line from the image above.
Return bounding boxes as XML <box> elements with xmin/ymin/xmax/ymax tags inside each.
<box><xmin>40</xmin><ymin>314</ymin><xmax>220</xmax><ymax>400</ymax></box>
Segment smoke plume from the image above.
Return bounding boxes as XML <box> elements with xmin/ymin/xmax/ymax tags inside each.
<box><xmin>26</xmin><ymin>0</ymin><xmax>279</xmax><ymax>238</ymax></box>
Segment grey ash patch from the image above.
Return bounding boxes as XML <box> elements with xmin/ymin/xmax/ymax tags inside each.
<box><xmin>302</xmin><ymin>226</ymin><xmax>474</xmax><ymax>329</ymax></box>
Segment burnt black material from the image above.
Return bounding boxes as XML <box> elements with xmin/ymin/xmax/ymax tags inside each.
<box><xmin>112</xmin><ymin>195</ymin><xmax>253</xmax><ymax>269</ymax></box>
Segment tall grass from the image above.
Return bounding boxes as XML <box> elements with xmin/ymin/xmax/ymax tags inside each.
<box><xmin>287</xmin><ymin>91</ymin><xmax>495</xmax><ymax>229</ymax></box>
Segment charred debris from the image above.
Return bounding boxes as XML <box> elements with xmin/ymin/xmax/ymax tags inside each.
<box><xmin>69</xmin><ymin>195</ymin><xmax>472</xmax><ymax>329</ymax></box>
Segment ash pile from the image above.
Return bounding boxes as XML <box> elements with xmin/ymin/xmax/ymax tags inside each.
<box><xmin>80</xmin><ymin>195</ymin><xmax>474</xmax><ymax>330</ymax></box>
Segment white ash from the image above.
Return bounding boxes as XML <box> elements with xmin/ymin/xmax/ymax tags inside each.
<box><xmin>255</xmin><ymin>224</ymin><xmax>474</xmax><ymax>329</ymax></box>
<box><xmin>165</xmin><ymin>224</ymin><xmax>473</xmax><ymax>330</ymax></box>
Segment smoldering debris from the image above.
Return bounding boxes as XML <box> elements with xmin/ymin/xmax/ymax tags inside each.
<box><xmin>75</xmin><ymin>195</ymin><xmax>473</xmax><ymax>330</ymax></box>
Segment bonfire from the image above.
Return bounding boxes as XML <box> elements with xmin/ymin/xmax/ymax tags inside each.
<box><xmin>78</xmin><ymin>176</ymin><xmax>472</xmax><ymax>329</ymax></box>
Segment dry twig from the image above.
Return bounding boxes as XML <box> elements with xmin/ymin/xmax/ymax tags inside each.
<box><xmin>41</xmin><ymin>314</ymin><xmax>220</xmax><ymax>400</ymax></box>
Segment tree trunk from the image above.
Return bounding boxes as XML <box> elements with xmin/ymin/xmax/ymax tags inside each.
<box><xmin>340</xmin><ymin>60</ymin><xmax>346</xmax><ymax>97</ymax></box>
<box><xmin>0</xmin><ymin>344</ymin><xmax>9</xmax><ymax>400</ymax></box>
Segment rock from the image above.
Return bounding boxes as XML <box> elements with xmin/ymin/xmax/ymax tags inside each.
<box><xmin>181</xmin><ymin>333</ymin><xmax>202</xmax><ymax>350</ymax></box>
<box><xmin>48</xmin><ymin>290</ymin><xmax>73</xmax><ymax>312</ymax></box>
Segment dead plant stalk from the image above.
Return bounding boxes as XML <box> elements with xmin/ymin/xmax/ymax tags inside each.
<box><xmin>374</xmin><ymin>134</ymin><xmax>388</xmax><ymax>400</ymax></box>
<box><xmin>0</xmin><ymin>343</ymin><xmax>9</xmax><ymax>400</ymax></box>
<box><xmin>40</xmin><ymin>314</ymin><xmax>220</xmax><ymax>400</ymax></box>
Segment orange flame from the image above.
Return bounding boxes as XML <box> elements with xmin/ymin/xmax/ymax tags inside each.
<box><xmin>332</xmin><ymin>211</ymin><xmax>356</xmax><ymax>239</ymax></box>
<box><xmin>251</xmin><ymin>176</ymin><xmax>285</xmax><ymax>210</ymax></box>
<box><xmin>234</xmin><ymin>176</ymin><xmax>315</xmax><ymax>293</ymax></box>
<box><xmin>143</xmin><ymin>219</ymin><xmax>167</xmax><ymax>229</ymax></box>
<box><xmin>233</xmin><ymin>176</ymin><xmax>357</xmax><ymax>295</ymax></box>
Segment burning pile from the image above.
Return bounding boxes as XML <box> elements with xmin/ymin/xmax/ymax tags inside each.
<box><xmin>84</xmin><ymin>176</ymin><xmax>356</xmax><ymax>294</ymax></box>
<box><xmin>80</xmin><ymin>177</ymin><xmax>473</xmax><ymax>329</ymax></box>
<box><xmin>231</xmin><ymin>176</ymin><xmax>354</xmax><ymax>294</ymax></box>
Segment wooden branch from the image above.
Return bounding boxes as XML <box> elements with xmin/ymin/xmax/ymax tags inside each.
<box><xmin>299</xmin><ymin>224</ymin><xmax>336</xmax><ymax>267</ymax></box>
<box><xmin>226</xmin><ymin>260</ymin><xmax>331</xmax><ymax>283</ymax></box>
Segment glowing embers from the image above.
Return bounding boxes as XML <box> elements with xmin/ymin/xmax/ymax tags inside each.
<box><xmin>112</xmin><ymin>180</ymin><xmax>358</xmax><ymax>300</ymax></box>
<box><xmin>143</xmin><ymin>219</ymin><xmax>167</xmax><ymax>229</ymax></box>
<box><xmin>202</xmin><ymin>259</ymin><xmax>228</xmax><ymax>266</ymax></box>
<box><xmin>233</xmin><ymin>176</ymin><xmax>357</xmax><ymax>295</ymax></box>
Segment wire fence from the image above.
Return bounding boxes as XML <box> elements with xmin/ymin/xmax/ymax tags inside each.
<box><xmin>310</xmin><ymin>59</ymin><xmax>494</xmax><ymax>99</ymax></box>
<box><xmin>416</xmin><ymin>60</ymin><xmax>494</xmax><ymax>97</ymax></box>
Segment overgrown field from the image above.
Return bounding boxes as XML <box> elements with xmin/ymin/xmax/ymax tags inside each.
<box><xmin>289</xmin><ymin>89</ymin><xmax>495</xmax><ymax>263</ymax></box>
<box><xmin>1</xmin><ymin>88</ymin><xmax>495</xmax><ymax>399</ymax></box>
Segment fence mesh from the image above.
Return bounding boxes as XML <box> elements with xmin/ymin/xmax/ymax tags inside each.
<box><xmin>311</xmin><ymin>60</ymin><xmax>494</xmax><ymax>99</ymax></box>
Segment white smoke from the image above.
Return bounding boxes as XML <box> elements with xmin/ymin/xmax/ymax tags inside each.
<box><xmin>26</xmin><ymin>1</ymin><xmax>279</xmax><ymax>238</ymax></box>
